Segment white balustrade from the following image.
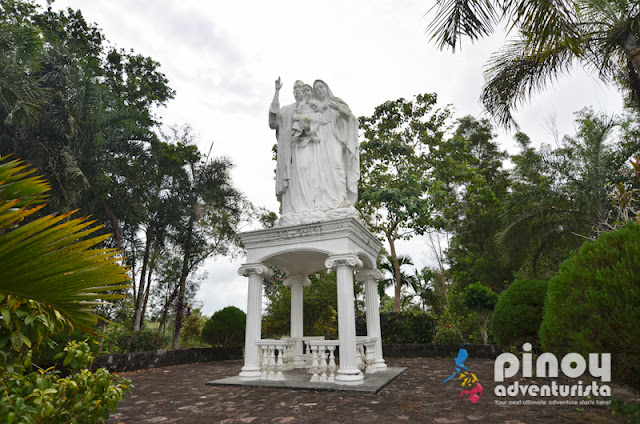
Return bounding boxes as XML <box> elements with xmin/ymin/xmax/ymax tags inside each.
<box><xmin>356</xmin><ymin>336</ymin><xmax>378</xmax><ymax>374</ymax></box>
<box><xmin>256</xmin><ymin>340</ymin><xmax>288</xmax><ymax>381</ymax></box>
<box><xmin>307</xmin><ymin>340</ymin><xmax>339</xmax><ymax>383</ymax></box>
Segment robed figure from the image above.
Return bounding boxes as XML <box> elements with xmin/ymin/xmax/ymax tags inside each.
<box><xmin>269</xmin><ymin>77</ymin><xmax>359</xmax><ymax>227</ymax></box>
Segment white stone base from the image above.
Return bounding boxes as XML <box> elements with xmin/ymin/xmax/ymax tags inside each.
<box><xmin>238</xmin><ymin>366</ymin><xmax>262</xmax><ymax>380</ymax></box>
<box><xmin>335</xmin><ymin>368</ymin><xmax>364</xmax><ymax>385</ymax></box>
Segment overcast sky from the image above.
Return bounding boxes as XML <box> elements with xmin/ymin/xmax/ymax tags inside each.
<box><xmin>52</xmin><ymin>0</ymin><xmax>623</xmax><ymax>316</ymax></box>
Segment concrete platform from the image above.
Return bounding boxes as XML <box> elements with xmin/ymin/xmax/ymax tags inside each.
<box><xmin>206</xmin><ymin>367</ymin><xmax>406</xmax><ymax>394</ymax></box>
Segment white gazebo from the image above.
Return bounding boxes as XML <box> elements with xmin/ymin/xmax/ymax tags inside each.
<box><xmin>236</xmin><ymin>217</ymin><xmax>385</xmax><ymax>385</ymax></box>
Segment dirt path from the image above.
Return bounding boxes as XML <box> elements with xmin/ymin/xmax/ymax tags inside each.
<box><xmin>107</xmin><ymin>358</ymin><xmax>638</xmax><ymax>423</ymax></box>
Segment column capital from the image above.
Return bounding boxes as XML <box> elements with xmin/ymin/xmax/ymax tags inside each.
<box><xmin>238</xmin><ymin>263</ymin><xmax>274</xmax><ymax>278</ymax></box>
<box><xmin>325</xmin><ymin>254</ymin><xmax>363</xmax><ymax>271</ymax></box>
<box><xmin>283</xmin><ymin>274</ymin><xmax>311</xmax><ymax>288</ymax></box>
<box><xmin>355</xmin><ymin>269</ymin><xmax>384</xmax><ymax>283</ymax></box>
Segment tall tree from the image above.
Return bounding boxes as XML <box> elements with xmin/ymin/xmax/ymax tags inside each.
<box><xmin>432</xmin><ymin>116</ymin><xmax>514</xmax><ymax>291</ymax></box>
<box><xmin>358</xmin><ymin>93</ymin><xmax>452</xmax><ymax>311</ymax></box>
<box><xmin>497</xmin><ymin>108</ymin><xmax>640</xmax><ymax>277</ymax></box>
<box><xmin>165</xmin><ymin>128</ymin><xmax>245</xmax><ymax>349</ymax></box>
<box><xmin>427</xmin><ymin>0</ymin><xmax>640</xmax><ymax>127</ymax></box>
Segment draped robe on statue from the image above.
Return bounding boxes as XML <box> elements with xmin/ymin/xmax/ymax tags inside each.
<box><xmin>269</xmin><ymin>81</ymin><xmax>360</xmax><ymax>227</ymax></box>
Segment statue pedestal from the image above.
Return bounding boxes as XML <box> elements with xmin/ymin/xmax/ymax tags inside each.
<box><xmin>237</xmin><ymin>218</ymin><xmax>384</xmax><ymax>384</ymax></box>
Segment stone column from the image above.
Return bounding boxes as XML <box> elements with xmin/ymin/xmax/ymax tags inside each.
<box><xmin>238</xmin><ymin>263</ymin><xmax>273</xmax><ymax>380</ymax></box>
<box><xmin>326</xmin><ymin>254</ymin><xmax>363</xmax><ymax>384</ymax></box>
<box><xmin>356</xmin><ymin>269</ymin><xmax>387</xmax><ymax>370</ymax></box>
<box><xmin>283</xmin><ymin>275</ymin><xmax>311</xmax><ymax>368</ymax></box>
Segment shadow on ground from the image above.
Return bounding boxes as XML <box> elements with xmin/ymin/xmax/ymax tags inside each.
<box><xmin>108</xmin><ymin>357</ymin><xmax>639</xmax><ymax>423</ymax></box>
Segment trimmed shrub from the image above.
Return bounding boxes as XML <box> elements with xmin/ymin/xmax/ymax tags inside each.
<box><xmin>539</xmin><ymin>224</ymin><xmax>640</xmax><ymax>389</ymax></box>
<box><xmin>202</xmin><ymin>306</ymin><xmax>246</xmax><ymax>348</ymax></box>
<box><xmin>356</xmin><ymin>311</ymin><xmax>437</xmax><ymax>344</ymax></box>
<box><xmin>433</xmin><ymin>325</ymin><xmax>464</xmax><ymax>349</ymax></box>
<box><xmin>491</xmin><ymin>278</ymin><xmax>548</xmax><ymax>349</ymax></box>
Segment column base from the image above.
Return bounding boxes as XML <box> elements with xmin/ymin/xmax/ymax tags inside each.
<box><xmin>238</xmin><ymin>366</ymin><xmax>261</xmax><ymax>380</ymax></box>
<box><xmin>335</xmin><ymin>368</ymin><xmax>364</xmax><ymax>385</ymax></box>
<box><xmin>374</xmin><ymin>359</ymin><xmax>387</xmax><ymax>370</ymax></box>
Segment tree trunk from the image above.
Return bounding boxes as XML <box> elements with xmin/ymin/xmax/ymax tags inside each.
<box><xmin>619</xmin><ymin>31</ymin><xmax>640</xmax><ymax>109</ymax></box>
<box><xmin>172</xmin><ymin>213</ymin><xmax>194</xmax><ymax>350</ymax></box>
<box><xmin>140</xmin><ymin>257</ymin><xmax>155</xmax><ymax>326</ymax></box>
<box><xmin>388</xmin><ymin>235</ymin><xmax>403</xmax><ymax>312</ymax></box>
<box><xmin>157</xmin><ymin>285</ymin><xmax>178</xmax><ymax>335</ymax></box>
<box><xmin>133</xmin><ymin>225</ymin><xmax>153</xmax><ymax>331</ymax></box>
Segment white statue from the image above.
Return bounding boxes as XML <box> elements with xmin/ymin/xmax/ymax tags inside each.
<box><xmin>269</xmin><ymin>78</ymin><xmax>360</xmax><ymax>226</ymax></box>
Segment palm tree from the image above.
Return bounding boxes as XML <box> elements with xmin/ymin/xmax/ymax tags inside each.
<box><xmin>408</xmin><ymin>266</ymin><xmax>447</xmax><ymax>315</ymax></box>
<box><xmin>496</xmin><ymin>109</ymin><xmax>640</xmax><ymax>277</ymax></box>
<box><xmin>0</xmin><ymin>156</ymin><xmax>129</xmax><ymax>330</ymax></box>
<box><xmin>378</xmin><ymin>253</ymin><xmax>417</xmax><ymax>310</ymax></box>
<box><xmin>427</xmin><ymin>0</ymin><xmax>640</xmax><ymax>127</ymax></box>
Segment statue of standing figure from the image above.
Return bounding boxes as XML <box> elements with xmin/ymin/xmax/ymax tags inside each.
<box><xmin>269</xmin><ymin>77</ymin><xmax>360</xmax><ymax>227</ymax></box>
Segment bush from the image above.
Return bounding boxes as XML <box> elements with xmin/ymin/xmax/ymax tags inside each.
<box><xmin>433</xmin><ymin>325</ymin><xmax>464</xmax><ymax>349</ymax></box>
<box><xmin>539</xmin><ymin>224</ymin><xmax>640</xmax><ymax>389</ymax></box>
<box><xmin>491</xmin><ymin>278</ymin><xmax>548</xmax><ymax>349</ymax></box>
<box><xmin>202</xmin><ymin>306</ymin><xmax>246</xmax><ymax>348</ymax></box>
<box><xmin>102</xmin><ymin>325</ymin><xmax>171</xmax><ymax>353</ymax></box>
<box><xmin>0</xmin><ymin>296</ymin><xmax>131</xmax><ymax>422</ymax></box>
<box><xmin>356</xmin><ymin>311</ymin><xmax>437</xmax><ymax>344</ymax></box>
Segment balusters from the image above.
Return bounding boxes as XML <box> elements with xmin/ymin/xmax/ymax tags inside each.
<box><xmin>327</xmin><ymin>345</ymin><xmax>336</xmax><ymax>382</ymax></box>
<box><xmin>365</xmin><ymin>340</ymin><xmax>377</xmax><ymax>374</ymax></box>
<box><xmin>310</xmin><ymin>344</ymin><xmax>320</xmax><ymax>382</ymax></box>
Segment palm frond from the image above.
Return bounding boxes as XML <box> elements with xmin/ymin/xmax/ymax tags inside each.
<box><xmin>426</xmin><ymin>0</ymin><xmax>500</xmax><ymax>51</ymax></box>
<box><xmin>0</xmin><ymin>156</ymin><xmax>129</xmax><ymax>330</ymax></box>
<box><xmin>482</xmin><ymin>37</ymin><xmax>576</xmax><ymax>128</ymax></box>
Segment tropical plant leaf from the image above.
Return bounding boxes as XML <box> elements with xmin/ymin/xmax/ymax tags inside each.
<box><xmin>0</xmin><ymin>156</ymin><xmax>129</xmax><ymax>330</ymax></box>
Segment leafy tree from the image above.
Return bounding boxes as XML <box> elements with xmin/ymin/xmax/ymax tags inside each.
<box><xmin>202</xmin><ymin>306</ymin><xmax>246</xmax><ymax>349</ymax></box>
<box><xmin>427</xmin><ymin>0</ymin><xmax>640</xmax><ymax>126</ymax></box>
<box><xmin>459</xmin><ymin>282</ymin><xmax>498</xmax><ymax>344</ymax></box>
<box><xmin>408</xmin><ymin>266</ymin><xmax>447</xmax><ymax>315</ymax></box>
<box><xmin>165</xmin><ymin>128</ymin><xmax>245</xmax><ymax>349</ymax></box>
<box><xmin>263</xmin><ymin>271</ymin><xmax>339</xmax><ymax>339</ymax></box>
<box><xmin>359</xmin><ymin>93</ymin><xmax>452</xmax><ymax>311</ymax></box>
<box><xmin>181</xmin><ymin>307</ymin><xmax>206</xmax><ymax>348</ymax></box>
<box><xmin>433</xmin><ymin>116</ymin><xmax>514</xmax><ymax>291</ymax></box>
<box><xmin>497</xmin><ymin>109</ymin><xmax>640</xmax><ymax>278</ymax></box>
<box><xmin>378</xmin><ymin>253</ymin><xmax>416</xmax><ymax>305</ymax></box>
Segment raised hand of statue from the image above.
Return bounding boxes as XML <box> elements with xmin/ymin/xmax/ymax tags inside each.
<box><xmin>275</xmin><ymin>77</ymin><xmax>283</xmax><ymax>91</ymax></box>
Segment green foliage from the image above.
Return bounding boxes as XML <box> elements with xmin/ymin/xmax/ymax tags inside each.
<box><xmin>0</xmin><ymin>156</ymin><xmax>129</xmax><ymax>330</ymax></box>
<box><xmin>427</xmin><ymin>0</ymin><xmax>640</xmax><ymax>126</ymax></box>
<box><xmin>460</xmin><ymin>282</ymin><xmax>498</xmax><ymax>311</ymax></box>
<box><xmin>180</xmin><ymin>308</ymin><xmax>206</xmax><ymax>348</ymax></box>
<box><xmin>202</xmin><ymin>306</ymin><xmax>246</xmax><ymax>349</ymax></box>
<box><xmin>262</xmin><ymin>271</ymin><xmax>338</xmax><ymax>339</ymax></box>
<box><xmin>498</xmin><ymin>110</ymin><xmax>640</xmax><ymax>279</ymax></box>
<box><xmin>610</xmin><ymin>396</ymin><xmax>640</xmax><ymax>424</ymax></box>
<box><xmin>356</xmin><ymin>311</ymin><xmax>437</xmax><ymax>344</ymax></box>
<box><xmin>491</xmin><ymin>278</ymin><xmax>547</xmax><ymax>348</ymax></box>
<box><xmin>433</xmin><ymin>325</ymin><xmax>464</xmax><ymax>349</ymax></box>
<box><xmin>102</xmin><ymin>326</ymin><xmax>171</xmax><ymax>353</ymax></box>
<box><xmin>435</xmin><ymin>116</ymin><xmax>514</xmax><ymax>292</ymax></box>
<box><xmin>359</xmin><ymin>93</ymin><xmax>452</xmax><ymax>311</ymax></box>
<box><xmin>0</xmin><ymin>156</ymin><xmax>131</xmax><ymax>421</ymax></box>
<box><xmin>0</xmin><ymin>339</ymin><xmax>130</xmax><ymax>424</ymax></box>
<box><xmin>540</xmin><ymin>223</ymin><xmax>640</xmax><ymax>389</ymax></box>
